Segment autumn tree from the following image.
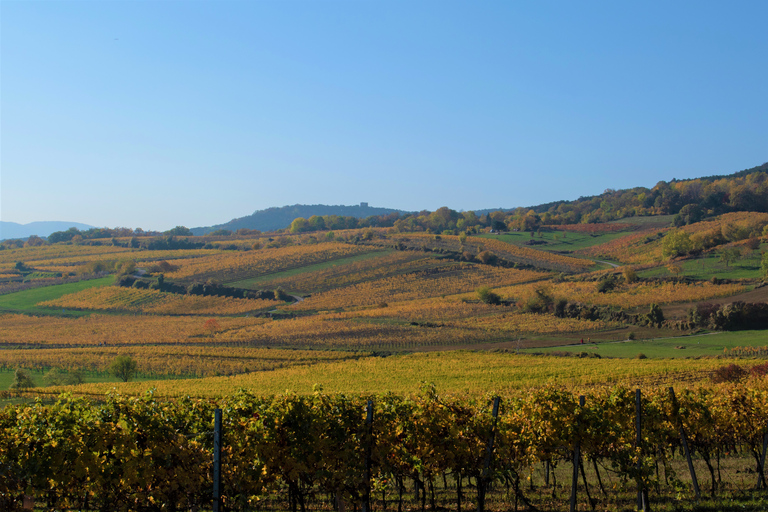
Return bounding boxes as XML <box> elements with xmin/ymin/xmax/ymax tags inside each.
<box><xmin>661</xmin><ymin>229</ymin><xmax>692</xmax><ymax>259</ymax></box>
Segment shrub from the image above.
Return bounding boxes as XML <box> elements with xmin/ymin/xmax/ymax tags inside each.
<box><xmin>711</xmin><ymin>363</ymin><xmax>747</xmax><ymax>383</ymax></box>
<box><xmin>477</xmin><ymin>286</ymin><xmax>501</xmax><ymax>305</ymax></box>
<box><xmin>597</xmin><ymin>276</ymin><xmax>616</xmax><ymax>293</ymax></box>
<box><xmin>10</xmin><ymin>368</ymin><xmax>36</xmax><ymax>389</ymax></box>
<box><xmin>635</xmin><ymin>353</ymin><xmax>647</xmax><ymax>360</ymax></box>
<box><xmin>750</xmin><ymin>362</ymin><xmax>768</xmax><ymax>378</ymax></box>
<box><xmin>476</xmin><ymin>251</ymin><xmax>498</xmax><ymax>265</ymax></box>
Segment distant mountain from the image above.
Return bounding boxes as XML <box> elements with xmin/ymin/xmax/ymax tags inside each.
<box><xmin>0</xmin><ymin>221</ymin><xmax>95</xmax><ymax>240</ymax></box>
<box><xmin>192</xmin><ymin>203</ymin><xmax>409</xmax><ymax>235</ymax></box>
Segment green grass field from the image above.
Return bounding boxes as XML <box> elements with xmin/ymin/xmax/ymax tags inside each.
<box><xmin>522</xmin><ymin>329</ymin><xmax>768</xmax><ymax>358</ymax></box>
<box><xmin>0</xmin><ymin>368</ymin><xmax>142</xmax><ymax>390</ymax></box>
<box><xmin>478</xmin><ymin>230</ymin><xmax>629</xmax><ymax>253</ymax></box>
<box><xmin>0</xmin><ymin>276</ymin><xmax>113</xmax><ymax>316</ymax></box>
<box><xmin>227</xmin><ymin>249</ymin><xmax>392</xmax><ymax>291</ymax></box>
<box><xmin>639</xmin><ymin>249</ymin><xmax>764</xmax><ymax>280</ymax></box>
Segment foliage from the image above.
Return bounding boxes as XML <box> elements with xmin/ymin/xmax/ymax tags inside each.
<box><xmin>690</xmin><ymin>301</ymin><xmax>768</xmax><ymax>331</ymax></box>
<box><xmin>646</xmin><ymin>303</ymin><xmax>664</xmax><ymax>327</ymax></box>
<box><xmin>622</xmin><ymin>266</ymin><xmax>638</xmax><ymax>283</ymax></box>
<box><xmin>596</xmin><ymin>275</ymin><xmax>617</xmax><ymax>293</ymax></box>
<box><xmin>711</xmin><ymin>363</ymin><xmax>748</xmax><ymax>383</ymax></box>
<box><xmin>109</xmin><ymin>355</ymin><xmax>138</xmax><ymax>382</ymax></box>
<box><xmin>661</xmin><ymin>228</ymin><xmax>693</xmax><ymax>258</ymax></box>
<box><xmin>43</xmin><ymin>368</ymin><xmax>84</xmax><ymax>386</ymax></box>
<box><xmin>9</xmin><ymin>368</ymin><xmax>35</xmax><ymax>389</ymax></box>
<box><xmin>3</xmin><ymin>381</ymin><xmax>768</xmax><ymax>511</ymax></box>
<box><xmin>476</xmin><ymin>286</ymin><xmax>501</xmax><ymax>305</ymax></box>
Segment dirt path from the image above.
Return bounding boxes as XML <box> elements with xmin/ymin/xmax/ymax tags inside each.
<box><xmin>594</xmin><ymin>259</ymin><xmax>620</xmax><ymax>268</ymax></box>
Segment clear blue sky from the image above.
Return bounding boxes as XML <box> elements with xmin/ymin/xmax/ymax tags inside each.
<box><xmin>2</xmin><ymin>1</ymin><xmax>766</xmax><ymax>231</ymax></box>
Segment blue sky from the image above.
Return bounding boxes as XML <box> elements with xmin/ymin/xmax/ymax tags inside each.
<box><xmin>2</xmin><ymin>1</ymin><xmax>766</xmax><ymax>231</ymax></box>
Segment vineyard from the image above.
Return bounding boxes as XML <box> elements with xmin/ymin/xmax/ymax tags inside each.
<box><xmin>40</xmin><ymin>351</ymin><xmax>738</xmax><ymax>398</ymax></box>
<box><xmin>38</xmin><ymin>286</ymin><xmax>281</xmax><ymax>316</ymax></box>
<box><xmin>1</xmin><ymin>219</ymin><xmax>767</xmax><ymax>382</ymax></box>
<box><xmin>1</xmin><ymin>212</ymin><xmax>768</xmax><ymax>510</ymax></box>
<box><xmin>2</xmin><ymin>381</ymin><xmax>768</xmax><ymax>511</ymax></box>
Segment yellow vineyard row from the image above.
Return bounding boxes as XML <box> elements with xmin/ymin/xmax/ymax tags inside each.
<box><xmin>39</xmin><ymin>286</ymin><xmax>280</xmax><ymax>316</ymax></box>
<box><xmin>292</xmin><ymin>264</ymin><xmax>547</xmax><ymax>311</ymax></box>
<box><xmin>164</xmin><ymin>242</ymin><xmax>377</xmax><ymax>281</ymax></box>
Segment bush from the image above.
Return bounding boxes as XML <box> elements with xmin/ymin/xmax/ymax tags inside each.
<box><xmin>477</xmin><ymin>286</ymin><xmax>501</xmax><ymax>305</ymax></box>
<box><xmin>711</xmin><ymin>363</ymin><xmax>747</xmax><ymax>383</ymax></box>
<box><xmin>635</xmin><ymin>353</ymin><xmax>647</xmax><ymax>359</ymax></box>
<box><xmin>44</xmin><ymin>368</ymin><xmax>84</xmax><ymax>386</ymax></box>
<box><xmin>596</xmin><ymin>276</ymin><xmax>616</xmax><ymax>293</ymax></box>
<box><xmin>627</xmin><ymin>331</ymin><xmax>636</xmax><ymax>340</ymax></box>
<box><xmin>750</xmin><ymin>362</ymin><xmax>768</xmax><ymax>378</ymax></box>
<box><xmin>10</xmin><ymin>368</ymin><xmax>36</xmax><ymax>389</ymax></box>
<box><xmin>646</xmin><ymin>303</ymin><xmax>664</xmax><ymax>327</ymax></box>
<box><xmin>275</xmin><ymin>287</ymin><xmax>292</xmax><ymax>302</ymax></box>
<box><xmin>476</xmin><ymin>251</ymin><xmax>498</xmax><ymax>265</ymax></box>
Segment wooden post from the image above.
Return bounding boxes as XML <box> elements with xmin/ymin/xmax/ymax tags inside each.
<box><xmin>636</xmin><ymin>389</ymin><xmax>650</xmax><ymax>511</ymax></box>
<box><xmin>478</xmin><ymin>397</ymin><xmax>501</xmax><ymax>512</ymax></box>
<box><xmin>759</xmin><ymin>428</ymin><xmax>768</xmax><ymax>490</ymax></box>
<box><xmin>362</xmin><ymin>400</ymin><xmax>374</xmax><ymax>512</ymax></box>
<box><xmin>213</xmin><ymin>408</ymin><xmax>223</xmax><ymax>512</ymax></box>
<box><xmin>668</xmin><ymin>387</ymin><xmax>700</xmax><ymax>499</ymax></box>
<box><xmin>570</xmin><ymin>395</ymin><xmax>585</xmax><ymax>512</ymax></box>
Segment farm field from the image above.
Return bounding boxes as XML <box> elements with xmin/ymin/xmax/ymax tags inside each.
<box><xmin>478</xmin><ymin>229</ymin><xmax>631</xmax><ymax>253</ymax></box>
<box><xmin>0</xmin><ymin>276</ymin><xmax>113</xmax><ymax>315</ymax></box>
<box><xmin>522</xmin><ymin>329</ymin><xmax>768</xmax><ymax>358</ymax></box>
<box><xmin>38</xmin><ymin>350</ymin><xmax>745</xmax><ymax>398</ymax></box>
<box><xmin>1</xmin><ymin>211</ymin><xmax>768</xmax><ymax>399</ymax></box>
<box><xmin>3</xmin><ymin>209</ymin><xmax>768</xmax><ymax>512</ymax></box>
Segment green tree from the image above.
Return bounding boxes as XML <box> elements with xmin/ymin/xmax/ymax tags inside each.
<box><xmin>165</xmin><ymin>226</ymin><xmax>194</xmax><ymax>236</ymax></box>
<box><xmin>646</xmin><ymin>303</ymin><xmax>664</xmax><ymax>327</ymax></box>
<box><xmin>761</xmin><ymin>252</ymin><xmax>768</xmax><ymax>278</ymax></box>
<box><xmin>476</xmin><ymin>286</ymin><xmax>501</xmax><ymax>305</ymax></box>
<box><xmin>10</xmin><ymin>368</ymin><xmax>36</xmax><ymax>389</ymax></box>
<box><xmin>109</xmin><ymin>355</ymin><xmax>138</xmax><ymax>382</ymax></box>
<box><xmin>719</xmin><ymin>247</ymin><xmax>741</xmax><ymax>268</ymax></box>
<box><xmin>43</xmin><ymin>368</ymin><xmax>84</xmax><ymax>386</ymax></box>
<box><xmin>290</xmin><ymin>217</ymin><xmax>309</xmax><ymax>233</ymax></box>
<box><xmin>661</xmin><ymin>229</ymin><xmax>692</xmax><ymax>259</ymax></box>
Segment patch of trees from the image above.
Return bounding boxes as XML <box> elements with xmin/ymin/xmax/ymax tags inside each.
<box><xmin>662</xmin><ymin>221</ymin><xmax>766</xmax><ymax>260</ymax></box>
<box><xmin>688</xmin><ymin>301</ymin><xmax>768</xmax><ymax>331</ymax></box>
<box><xmin>116</xmin><ymin>275</ymin><xmax>278</xmax><ymax>301</ymax></box>
<box><xmin>139</xmin><ymin>235</ymin><xmax>206</xmax><ymax>251</ymax></box>
<box><xmin>47</xmin><ymin>226</ymin><xmax>160</xmax><ymax>244</ymax></box>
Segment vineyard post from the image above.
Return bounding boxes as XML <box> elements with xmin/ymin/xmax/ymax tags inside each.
<box><xmin>213</xmin><ymin>408</ymin><xmax>223</xmax><ymax>512</ymax></box>
<box><xmin>636</xmin><ymin>389</ymin><xmax>650</xmax><ymax>512</ymax></box>
<box><xmin>759</xmin><ymin>426</ymin><xmax>768</xmax><ymax>490</ymax></box>
<box><xmin>668</xmin><ymin>387</ymin><xmax>700</xmax><ymax>499</ymax></box>
<box><xmin>362</xmin><ymin>400</ymin><xmax>374</xmax><ymax>512</ymax></box>
<box><xmin>478</xmin><ymin>396</ymin><xmax>501</xmax><ymax>512</ymax></box>
<box><xmin>569</xmin><ymin>395</ymin><xmax>585</xmax><ymax>512</ymax></box>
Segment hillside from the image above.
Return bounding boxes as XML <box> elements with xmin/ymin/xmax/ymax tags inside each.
<box><xmin>191</xmin><ymin>203</ymin><xmax>409</xmax><ymax>235</ymax></box>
